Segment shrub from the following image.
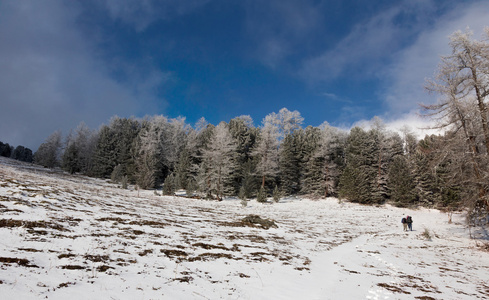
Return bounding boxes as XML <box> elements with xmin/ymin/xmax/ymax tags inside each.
<box><xmin>421</xmin><ymin>228</ymin><xmax>432</xmax><ymax>241</ymax></box>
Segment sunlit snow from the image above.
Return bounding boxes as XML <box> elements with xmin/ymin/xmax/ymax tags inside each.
<box><xmin>0</xmin><ymin>157</ymin><xmax>488</xmax><ymax>299</ymax></box>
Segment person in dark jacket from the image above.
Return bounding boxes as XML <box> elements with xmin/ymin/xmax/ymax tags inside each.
<box><xmin>401</xmin><ymin>217</ymin><xmax>407</xmax><ymax>231</ymax></box>
<box><xmin>406</xmin><ymin>215</ymin><xmax>413</xmax><ymax>231</ymax></box>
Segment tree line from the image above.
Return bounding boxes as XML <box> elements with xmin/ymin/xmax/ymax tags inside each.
<box><xmin>31</xmin><ymin>28</ymin><xmax>489</xmax><ymax>222</ymax></box>
<box><xmin>31</xmin><ymin>112</ymin><xmax>457</xmax><ymax>209</ymax></box>
<box><xmin>0</xmin><ymin>141</ymin><xmax>33</xmax><ymax>163</ymax></box>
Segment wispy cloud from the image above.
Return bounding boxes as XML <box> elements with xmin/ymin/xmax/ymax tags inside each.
<box><xmin>100</xmin><ymin>0</ymin><xmax>211</xmax><ymax>32</ymax></box>
<box><xmin>321</xmin><ymin>92</ymin><xmax>353</xmax><ymax>104</ymax></box>
<box><xmin>299</xmin><ymin>1</ymin><xmax>438</xmax><ymax>83</ymax></box>
<box><xmin>0</xmin><ymin>1</ymin><xmax>168</xmax><ymax>149</ymax></box>
<box><xmin>243</xmin><ymin>0</ymin><xmax>324</xmax><ymax>68</ymax></box>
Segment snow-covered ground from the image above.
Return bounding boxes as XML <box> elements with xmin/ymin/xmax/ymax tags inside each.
<box><xmin>0</xmin><ymin>157</ymin><xmax>488</xmax><ymax>300</ymax></box>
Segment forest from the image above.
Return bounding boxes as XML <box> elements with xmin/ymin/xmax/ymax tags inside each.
<box><xmin>28</xmin><ymin>28</ymin><xmax>489</xmax><ymax>224</ymax></box>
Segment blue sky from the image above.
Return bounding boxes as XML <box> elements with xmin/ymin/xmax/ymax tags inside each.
<box><xmin>1</xmin><ymin>0</ymin><xmax>489</xmax><ymax>150</ymax></box>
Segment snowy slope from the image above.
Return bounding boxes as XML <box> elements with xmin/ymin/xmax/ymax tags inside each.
<box><xmin>0</xmin><ymin>157</ymin><xmax>488</xmax><ymax>299</ymax></box>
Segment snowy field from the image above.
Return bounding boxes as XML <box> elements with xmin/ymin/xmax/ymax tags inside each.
<box><xmin>0</xmin><ymin>157</ymin><xmax>488</xmax><ymax>300</ymax></box>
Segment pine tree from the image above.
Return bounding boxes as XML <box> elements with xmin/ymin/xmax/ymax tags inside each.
<box><xmin>388</xmin><ymin>155</ymin><xmax>416</xmax><ymax>207</ymax></box>
<box><xmin>256</xmin><ymin>185</ymin><xmax>267</xmax><ymax>203</ymax></box>
<box><xmin>228</xmin><ymin>116</ymin><xmax>257</xmax><ymax>195</ymax></box>
<box><xmin>12</xmin><ymin>145</ymin><xmax>33</xmax><ymax>162</ymax></box>
<box><xmin>92</xmin><ymin>117</ymin><xmax>140</xmax><ymax>179</ymax></box>
<box><xmin>279</xmin><ymin>131</ymin><xmax>302</xmax><ymax>195</ymax></box>
<box><xmin>163</xmin><ymin>173</ymin><xmax>175</xmax><ymax>195</ymax></box>
<box><xmin>0</xmin><ymin>142</ymin><xmax>12</xmax><ymax>158</ymax></box>
<box><xmin>338</xmin><ymin>127</ymin><xmax>377</xmax><ymax>204</ymax></box>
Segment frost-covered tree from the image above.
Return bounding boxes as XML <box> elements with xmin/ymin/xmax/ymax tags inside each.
<box><xmin>61</xmin><ymin>122</ymin><xmax>97</xmax><ymax>175</ymax></box>
<box><xmin>253</xmin><ymin>116</ymin><xmax>280</xmax><ymax>189</ymax></box>
<box><xmin>34</xmin><ymin>130</ymin><xmax>62</xmax><ymax>168</ymax></box>
<box><xmin>177</xmin><ymin>118</ymin><xmax>215</xmax><ymax>194</ymax></box>
<box><xmin>134</xmin><ymin>116</ymin><xmax>167</xmax><ymax>189</ymax></box>
<box><xmin>424</xmin><ymin>27</ymin><xmax>489</xmax><ymax>215</ymax></box>
<box><xmin>264</xmin><ymin>107</ymin><xmax>304</xmax><ymax>141</ymax></box>
<box><xmin>199</xmin><ymin>122</ymin><xmax>237</xmax><ymax>200</ymax></box>
<box><xmin>302</xmin><ymin>123</ymin><xmax>346</xmax><ymax>197</ymax></box>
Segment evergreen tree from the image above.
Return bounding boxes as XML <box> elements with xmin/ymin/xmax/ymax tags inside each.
<box><xmin>228</xmin><ymin>115</ymin><xmax>257</xmax><ymax>194</ymax></box>
<box><xmin>163</xmin><ymin>173</ymin><xmax>176</xmax><ymax>195</ymax></box>
<box><xmin>338</xmin><ymin>127</ymin><xmax>378</xmax><ymax>204</ymax></box>
<box><xmin>0</xmin><ymin>142</ymin><xmax>12</xmax><ymax>157</ymax></box>
<box><xmin>92</xmin><ymin>117</ymin><xmax>140</xmax><ymax>179</ymax></box>
<box><xmin>279</xmin><ymin>131</ymin><xmax>302</xmax><ymax>195</ymax></box>
<box><xmin>12</xmin><ymin>145</ymin><xmax>33</xmax><ymax>162</ymax></box>
<box><xmin>256</xmin><ymin>185</ymin><xmax>267</xmax><ymax>203</ymax></box>
<box><xmin>388</xmin><ymin>155</ymin><xmax>417</xmax><ymax>207</ymax></box>
<box><xmin>62</xmin><ymin>141</ymin><xmax>80</xmax><ymax>174</ymax></box>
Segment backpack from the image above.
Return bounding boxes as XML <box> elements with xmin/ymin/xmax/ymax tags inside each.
<box><xmin>401</xmin><ymin>218</ymin><xmax>406</xmax><ymax>223</ymax></box>
<box><xmin>407</xmin><ymin>216</ymin><xmax>412</xmax><ymax>223</ymax></box>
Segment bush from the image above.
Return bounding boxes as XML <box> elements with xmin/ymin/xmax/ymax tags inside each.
<box><xmin>421</xmin><ymin>228</ymin><xmax>432</xmax><ymax>241</ymax></box>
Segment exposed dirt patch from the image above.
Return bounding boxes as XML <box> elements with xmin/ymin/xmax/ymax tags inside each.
<box><xmin>193</xmin><ymin>242</ymin><xmax>230</xmax><ymax>251</ymax></box>
<box><xmin>222</xmin><ymin>215</ymin><xmax>278</xmax><ymax>230</ymax></box>
<box><xmin>0</xmin><ymin>219</ymin><xmax>67</xmax><ymax>232</ymax></box>
<box><xmin>57</xmin><ymin>282</ymin><xmax>76</xmax><ymax>289</ymax></box>
<box><xmin>378</xmin><ymin>283</ymin><xmax>411</xmax><ymax>294</ymax></box>
<box><xmin>0</xmin><ymin>257</ymin><xmax>39</xmax><ymax>268</ymax></box>
<box><xmin>161</xmin><ymin>249</ymin><xmax>188</xmax><ymax>258</ymax></box>
<box><xmin>97</xmin><ymin>265</ymin><xmax>114</xmax><ymax>272</ymax></box>
<box><xmin>60</xmin><ymin>265</ymin><xmax>86</xmax><ymax>270</ymax></box>
<box><xmin>188</xmin><ymin>252</ymin><xmax>234</xmax><ymax>262</ymax></box>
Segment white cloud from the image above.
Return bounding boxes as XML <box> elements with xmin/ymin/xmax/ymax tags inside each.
<box><xmin>0</xmin><ymin>1</ymin><xmax>168</xmax><ymax>150</ymax></box>
<box><xmin>350</xmin><ymin>111</ymin><xmax>442</xmax><ymax>140</ymax></box>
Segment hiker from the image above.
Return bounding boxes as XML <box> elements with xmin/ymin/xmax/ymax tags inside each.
<box><xmin>401</xmin><ymin>217</ymin><xmax>407</xmax><ymax>231</ymax></box>
<box><xmin>406</xmin><ymin>215</ymin><xmax>413</xmax><ymax>231</ymax></box>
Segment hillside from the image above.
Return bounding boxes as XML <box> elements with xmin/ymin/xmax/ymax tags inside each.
<box><xmin>0</xmin><ymin>157</ymin><xmax>488</xmax><ymax>299</ymax></box>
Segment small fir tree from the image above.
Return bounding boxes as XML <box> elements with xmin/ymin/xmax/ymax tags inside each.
<box><xmin>257</xmin><ymin>186</ymin><xmax>267</xmax><ymax>203</ymax></box>
<box><xmin>163</xmin><ymin>173</ymin><xmax>175</xmax><ymax>196</ymax></box>
<box><xmin>273</xmin><ymin>185</ymin><xmax>281</xmax><ymax>203</ymax></box>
